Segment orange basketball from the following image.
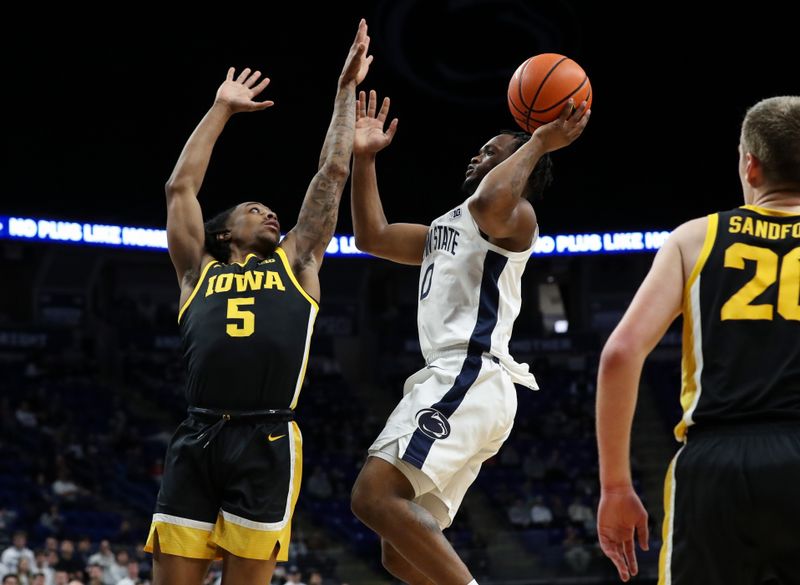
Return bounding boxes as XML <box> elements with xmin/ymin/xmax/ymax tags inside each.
<box><xmin>507</xmin><ymin>53</ymin><xmax>592</xmax><ymax>133</ymax></box>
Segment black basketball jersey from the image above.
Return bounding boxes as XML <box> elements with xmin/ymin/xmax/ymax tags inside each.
<box><xmin>178</xmin><ymin>248</ymin><xmax>318</xmax><ymax>411</ymax></box>
<box><xmin>677</xmin><ymin>205</ymin><xmax>800</xmax><ymax>440</ymax></box>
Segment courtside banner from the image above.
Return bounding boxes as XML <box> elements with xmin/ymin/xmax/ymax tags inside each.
<box><xmin>0</xmin><ymin>215</ymin><xmax>669</xmax><ymax>257</ymax></box>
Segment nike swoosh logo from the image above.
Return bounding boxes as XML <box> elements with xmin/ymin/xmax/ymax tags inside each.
<box><xmin>268</xmin><ymin>434</ymin><xmax>286</xmax><ymax>442</ymax></box>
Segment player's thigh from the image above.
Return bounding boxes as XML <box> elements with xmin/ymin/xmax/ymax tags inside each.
<box><xmin>213</xmin><ymin>422</ymin><xmax>301</xmax><ymax>563</ymax></box>
<box><xmin>152</xmin><ymin>529</ymin><xmax>213</xmax><ymax>585</ymax></box>
<box><xmin>219</xmin><ymin>545</ymin><xmax>278</xmax><ymax>585</ymax></box>
<box><xmin>145</xmin><ymin>418</ymin><xmax>221</xmax><ymax>562</ymax></box>
<box><xmin>353</xmin><ymin>455</ymin><xmax>418</xmax><ymax>502</ymax></box>
<box><xmin>751</xmin><ymin>426</ymin><xmax>800</xmax><ymax>580</ymax></box>
<box><xmin>665</xmin><ymin>440</ymin><xmax>759</xmax><ymax>585</ymax></box>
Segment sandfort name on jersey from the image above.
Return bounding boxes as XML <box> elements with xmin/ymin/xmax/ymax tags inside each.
<box><xmin>729</xmin><ymin>215</ymin><xmax>800</xmax><ymax>239</ymax></box>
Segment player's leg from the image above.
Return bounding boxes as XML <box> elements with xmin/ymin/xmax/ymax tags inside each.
<box><xmin>753</xmin><ymin>425</ymin><xmax>800</xmax><ymax>584</ymax></box>
<box><xmin>152</xmin><ymin>530</ymin><xmax>213</xmax><ymax>585</ymax></box>
<box><xmin>661</xmin><ymin>437</ymin><xmax>759</xmax><ymax>585</ymax></box>
<box><xmin>353</xmin><ymin>356</ymin><xmax>515</xmax><ymax>585</ymax></box>
<box><xmin>351</xmin><ymin>456</ymin><xmax>474</xmax><ymax>585</ymax></box>
<box><xmin>147</xmin><ymin>418</ymin><xmax>219</xmax><ymax>585</ymax></box>
<box><xmin>212</xmin><ymin>420</ymin><xmax>301</xmax><ymax>583</ymax></box>
<box><xmin>381</xmin><ymin>539</ymin><xmax>436</xmax><ymax>585</ymax></box>
<box><xmin>218</xmin><ymin>545</ymin><xmax>279</xmax><ymax>585</ymax></box>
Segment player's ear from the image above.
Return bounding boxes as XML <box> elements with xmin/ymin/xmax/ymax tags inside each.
<box><xmin>217</xmin><ymin>230</ymin><xmax>231</xmax><ymax>242</ymax></box>
<box><xmin>744</xmin><ymin>152</ymin><xmax>764</xmax><ymax>188</ymax></box>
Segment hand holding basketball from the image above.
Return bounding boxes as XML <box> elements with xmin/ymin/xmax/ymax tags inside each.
<box><xmin>533</xmin><ymin>98</ymin><xmax>591</xmax><ymax>153</ymax></box>
<box><xmin>507</xmin><ymin>53</ymin><xmax>592</xmax><ymax>132</ymax></box>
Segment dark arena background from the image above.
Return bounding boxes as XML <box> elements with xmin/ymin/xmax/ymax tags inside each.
<box><xmin>1</xmin><ymin>1</ymin><xmax>798</xmax><ymax>584</ymax></box>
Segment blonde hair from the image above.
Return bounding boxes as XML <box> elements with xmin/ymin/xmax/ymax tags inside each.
<box><xmin>741</xmin><ymin>96</ymin><xmax>800</xmax><ymax>188</ymax></box>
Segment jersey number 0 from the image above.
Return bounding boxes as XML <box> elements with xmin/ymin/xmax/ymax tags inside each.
<box><xmin>420</xmin><ymin>264</ymin><xmax>434</xmax><ymax>300</ymax></box>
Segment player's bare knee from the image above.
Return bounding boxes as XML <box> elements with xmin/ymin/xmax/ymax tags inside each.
<box><xmin>350</xmin><ymin>479</ymin><xmax>380</xmax><ymax>522</ymax></box>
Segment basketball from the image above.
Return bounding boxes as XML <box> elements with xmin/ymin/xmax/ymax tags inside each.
<box><xmin>507</xmin><ymin>53</ymin><xmax>592</xmax><ymax>133</ymax></box>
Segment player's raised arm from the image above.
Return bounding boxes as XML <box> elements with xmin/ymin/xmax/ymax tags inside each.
<box><xmin>350</xmin><ymin>90</ymin><xmax>428</xmax><ymax>266</ymax></box>
<box><xmin>469</xmin><ymin>100</ymin><xmax>589</xmax><ymax>243</ymax></box>
<box><xmin>165</xmin><ymin>67</ymin><xmax>273</xmax><ymax>289</ymax></box>
<box><xmin>279</xmin><ymin>19</ymin><xmax>372</xmax><ymax>300</ymax></box>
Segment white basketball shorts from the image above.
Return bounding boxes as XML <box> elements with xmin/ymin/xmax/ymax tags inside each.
<box><xmin>368</xmin><ymin>352</ymin><xmax>518</xmax><ymax>528</ymax></box>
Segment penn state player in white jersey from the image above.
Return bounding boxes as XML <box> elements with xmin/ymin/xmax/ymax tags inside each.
<box><xmin>350</xmin><ymin>90</ymin><xmax>590</xmax><ymax>585</ymax></box>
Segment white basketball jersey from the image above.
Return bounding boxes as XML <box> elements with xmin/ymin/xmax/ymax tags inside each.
<box><xmin>417</xmin><ymin>196</ymin><xmax>539</xmax><ymax>389</ymax></box>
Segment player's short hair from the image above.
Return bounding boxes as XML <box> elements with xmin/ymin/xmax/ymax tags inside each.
<box><xmin>204</xmin><ymin>205</ymin><xmax>237</xmax><ymax>263</ymax></box>
<box><xmin>500</xmin><ymin>130</ymin><xmax>554</xmax><ymax>200</ymax></box>
<box><xmin>741</xmin><ymin>96</ymin><xmax>800</xmax><ymax>189</ymax></box>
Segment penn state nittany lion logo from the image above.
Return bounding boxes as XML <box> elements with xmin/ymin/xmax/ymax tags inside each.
<box><xmin>415</xmin><ymin>408</ymin><xmax>451</xmax><ymax>439</ymax></box>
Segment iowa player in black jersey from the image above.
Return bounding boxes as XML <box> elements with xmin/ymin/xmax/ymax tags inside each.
<box><xmin>142</xmin><ymin>20</ymin><xmax>372</xmax><ymax>585</ymax></box>
<box><xmin>596</xmin><ymin>95</ymin><xmax>800</xmax><ymax>584</ymax></box>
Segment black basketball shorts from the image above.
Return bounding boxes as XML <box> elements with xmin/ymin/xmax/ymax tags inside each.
<box><xmin>659</xmin><ymin>423</ymin><xmax>800</xmax><ymax>584</ymax></box>
<box><xmin>144</xmin><ymin>415</ymin><xmax>302</xmax><ymax>561</ymax></box>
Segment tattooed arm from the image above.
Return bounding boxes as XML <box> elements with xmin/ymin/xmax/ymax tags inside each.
<box><xmin>279</xmin><ymin>19</ymin><xmax>372</xmax><ymax>301</ymax></box>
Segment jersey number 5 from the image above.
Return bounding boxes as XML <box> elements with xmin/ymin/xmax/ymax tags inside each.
<box><xmin>721</xmin><ymin>243</ymin><xmax>800</xmax><ymax>321</ymax></box>
<box><xmin>227</xmin><ymin>297</ymin><xmax>255</xmax><ymax>336</ymax></box>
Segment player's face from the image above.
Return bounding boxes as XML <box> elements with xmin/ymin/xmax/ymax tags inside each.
<box><xmin>230</xmin><ymin>202</ymin><xmax>281</xmax><ymax>248</ymax></box>
<box><xmin>462</xmin><ymin>134</ymin><xmax>517</xmax><ymax>195</ymax></box>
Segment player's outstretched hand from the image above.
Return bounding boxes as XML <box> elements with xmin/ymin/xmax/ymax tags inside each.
<box><xmin>214</xmin><ymin>67</ymin><xmax>274</xmax><ymax>114</ymax></box>
<box><xmin>354</xmin><ymin>89</ymin><xmax>398</xmax><ymax>156</ymax></box>
<box><xmin>339</xmin><ymin>18</ymin><xmax>374</xmax><ymax>88</ymax></box>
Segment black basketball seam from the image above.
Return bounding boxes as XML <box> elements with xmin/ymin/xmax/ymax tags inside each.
<box><xmin>519</xmin><ymin>57</ymin><xmax>541</xmax><ymax>132</ymax></box>
<box><xmin>508</xmin><ymin>94</ymin><xmax>532</xmax><ymax>118</ymax></box>
<box><xmin>515</xmin><ymin>57</ymin><xmax>533</xmax><ymax>110</ymax></box>
<box><xmin>532</xmin><ymin>76</ymin><xmax>589</xmax><ymax>113</ymax></box>
<box><xmin>509</xmin><ymin>99</ymin><xmax>549</xmax><ymax>131</ymax></box>
<box><xmin>508</xmin><ymin>98</ymin><xmax>545</xmax><ymax>132</ymax></box>
<box><xmin>509</xmin><ymin>58</ymin><xmax>536</xmax><ymax>129</ymax></box>
<box><xmin>525</xmin><ymin>56</ymin><xmax>569</xmax><ymax>130</ymax></box>
<box><xmin>513</xmin><ymin>112</ymin><xmax>549</xmax><ymax>132</ymax></box>
<box><xmin>514</xmin><ymin>58</ymin><xmax>534</xmax><ymax>129</ymax></box>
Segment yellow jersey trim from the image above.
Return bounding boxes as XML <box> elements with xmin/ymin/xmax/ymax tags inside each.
<box><xmin>228</xmin><ymin>252</ymin><xmax>260</xmax><ymax>266</ymax></box>
<box><xmin>657</xmin><ymin>448</ymin><xmax>682</xmax><ymax>584</ymax></box>
<box><xmin>275</xmin><ymin>247</ymin><xmax>320</xmax><ymax>311</ymax></box>
<box><xmin>741</xmin><ymin>204</ymin><xmax>800</xmax><ymax>217</ymax></box>
<box><xmin>144</xmin><ymin>521</ymin><xmax>218</xmax><ymax>560</ymax></box>
<box><xmin>290</xmin><ymin>309</ymin><xmax>318</xmax><ymax>410</ymax></box>
<box><xmin>178</xmin><ymin>259</ymin><xmax>218</xmax><ymax>324</ymax></box>
<box><xmin>675</xmin><ymin>214</ymin><xmax>717</xmax><ymax>441</ymax></box>
<box><xmin>684</xmin><ymin>213</ymin><xmax>718</xmax><ymax>296</ymax></box>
